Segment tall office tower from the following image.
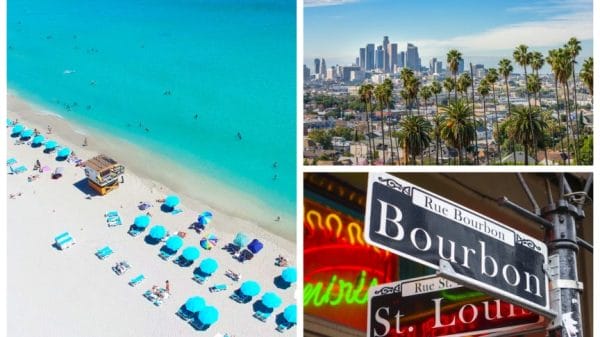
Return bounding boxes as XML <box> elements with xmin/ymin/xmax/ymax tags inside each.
<box><xmin>320</xmin><ymin>58</ymin><xmax>327</xmax><ymax>76</ymax></box>
<box><xmin>366</xmin><ymin>44</ymin><xmax>375</xmax><ymax>70</ymax></box>
<box><xmin>383</xmin><ymin>36</ymin><xmax>390</xmax><ymax>73</ymax></box>
<box><xmin>355</xmin><ymin>57</ymin><xmax>360</xmax><ymax>66</ymax></box>
<box><xmin>429</xmin><ymin>57</ymin><xmax>437</xmax><ymax>74</ymax></box>
<box><xmin>398</xmin><ymin>51</ymin><xmax>405</xmax><ymax>68</ymax></box>
<box><xmin>303</xmin><ymin>65</ymin><xmax>310</xmax><ymax>82</ymax></box>
<box><xmin>376</xmin><ymin>45</ymin><xmax>384</xmax><ymax>70</ymax></box>
<box><xmin>406</xmin><ymin>43</ymin><xmax>420</xmax><ymax>72</ymax></box>
<box><xmin>314</xmin><ymin>58</ymin><xmax>321</xmax><ymax>75</ymax></box>
<box><xmin>359</xmin><ymin>48</ymin><xmax>366</xmax><ymax>70</ymax></box>
<box><xmin>458</xmin><ymin>59</ymin><xmax>464</xmax><ymax>73</ymax></box>
<box><xmin>436</xmin><ymin>61</ymin><xmax>443</xmax><ymax>74</ymax></box>
<box><xmin>326</xmin><ymin>67</ymin><xmax>336</xmax><ymax>81</ymax></box>
<box><xmin>389</xmin><ymin>43</ymin><xmax>398</xmax><ymax>73</ymax></box>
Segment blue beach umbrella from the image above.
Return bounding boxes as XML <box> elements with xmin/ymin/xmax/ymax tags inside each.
<box><xmin>32</xmin><ymin>135</ymin><xmax>45</xmax><ymax>145</ymax></box>
<box><xmin>283</xmin><ymin>305</ymin><xmax>297</xmax><ymax>324</ymax></box>
<box><xmin>240</xmin><ymin>280</ymin><xmax>261</xmax><ymax>297</ymax></box>
<box><xmin>197</xmin><ymin>306</ymin><xmax>219</xmax><ymax>325</ymax></box>
<box><xmin>166</xmin><ymin>236</ymin><xmax>184</xmax><ymax>251</ymax></box>
<box><xmin>20</xmin><ymin>129</ymin><xmax>34</xmax><ymax>139</ymax></box>
<box><xmin>164</xmin><ymin>195</ymin><xmax>180</xmax><ymax>208</ymax></box>
<box><xmin>185</xmin><ymin>296</ymin><xmax>206</xmax><ymax>313</ymax></box>
<box><xmin>11</xmin><ymin>124</ymin><xmax>24</xmax><ymax>135</ymax></box>
<box><xmin>247</xmin><ymin>239</ymin><xmax>263</xmax><ymax>254</ymax></box>
<box><xmin>197</xmin><ymin>211</ymin><xmax>213</xmax><ymax>225</ymax></box>
<box><xmin>261</xmin><ymin>292</ymin><xmax>282</xmax><ymax>309</ymax></box>
<box><xmin>182</xmin><ymin>246</ymin><xmax>200</xmax><ymax>261</ymax></box>
<box><xmin>199</xmin><ymin>258</ymin><xmax>218</xmax><ymax>275</ymax></box>
<box><xmin>57</xmin><ymin>147</ymin><xmax>71</xmax><ymax>158</ymax></box>
<box><xmin>45</xmin><ymin>140</ymin><xmax>58</xmax><ymax>150</ymax></box>
<box><xmin>281</xmin><ymin>267</ymin><xmax>297</xmax><ymax>284</ymax></box>
<box><xmin>149</xmin><ymin>225</ymin><xmax>166</xmax><ymax>240</ymax></box>
<box><xmin>233</xmin><ymin>232</ymin><xmax>249</xmax><ymax>247</ymax></box>
<box><xmin>134</xmin><ymin>215</ymin><xmax>151</xmax><ymax>229</ymax></box>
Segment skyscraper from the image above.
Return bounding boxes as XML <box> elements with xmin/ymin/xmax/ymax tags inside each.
<box><xmin>376</xmin><ymin>45</ymin><xmax>384</xmax><ymax>70</ymax></box>
<box><xmin>314</xmin><ymin>58</ymin><xmax>321</xmax><ymax>75</ymax></box>
<box><xmin>436</xmin><ymin>61</ymin><xmax>443</xmax><ymax>74</ymax></box>
<box><xmin>366</xmin><ymin>44</ymin><xmax>375</xmax><ymax>71</ymax></box>
<box><xmin>406</xmin><ymin>43</ymin><xmax>420</xmax><ymax>72</ymax></box>
<box><xmin>389</xmin><ymin>43</ymin><xmax>398</xmax><ymax>73</ymax></box>
<box><xmin>303</xmin><ymin>65</ymin><xmax>310</xmax><ymax>82</ymax></box>
<box><xmin>320</xmin><ymin>58</ymin><xmax>327</xmax><ymax>76</ymax></box>
<box><xmin>398</xmin><ymin>51</ymin><xmax>405</xmax><ymax>68</ymax></box>
<box><xmin>359</xmin><ymin>48</ymin><xmax>366</xmax><ymax>70</ymax></box>
<box><xmin>383</xmin><ymin>36</ymin><xmax>390</xmax><ymax>73</ymax></box>
<box><xmin>429</xmin><ymin>57</ymin><xmax>437</xmax><ymax>75</ymax></box>
<box><xmin>458</xmin><ymin>59</ymin><xmax>464</xmax><ymax>74</ymax></box>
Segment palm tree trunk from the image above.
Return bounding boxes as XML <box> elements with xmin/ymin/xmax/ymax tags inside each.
<box><xmin>564</xmin><ymin>83</ymin><xmax>575</xmax><ymax>165</ymax></box>
<box><xmin>571</xmin><ymin>63</ymin><xmax>581</xmax><ymax>163</ymax></box>
<box><xmin>554</xmin><ymin>79</ymin><xmax>565</xmax><ymax>164</ymax></box>
<box><xmin>365</xmin><ymin>103</ymin><xmax>373</xmax><ymax>165</ymax></box>
<box><xmin>491</xmin><ymin>85</ymin><xmax>501</xmax><ymax>163</ymax></box>
<box><xmin>523</xmin><ymin>66</ymin><xmax>536</xmax><ymax>164</ymax></box>
<box><xmin>483</xmin><ymin>99</ymin><xmax>489</xmax><ymax>164</ymax></box>
<box><xmin>380</xmin><ymin>109</ymin><xmax>386</xmax><ymax>165</ymax></box>
<box><xmin>505</xmin><ymin>79</ymin><xmax>517</xmax><ymax>165</ymax></box>
<box><xmin>386</xmin><ymin>103</ymin><xmax>395</xmax><ymax>165</ymax></box>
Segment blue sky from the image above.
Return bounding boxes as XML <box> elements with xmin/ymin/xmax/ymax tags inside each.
<box><xmin>304</xmin><ymin>0</ymin><xmax>593</xmax><ymax>72</ymax></box>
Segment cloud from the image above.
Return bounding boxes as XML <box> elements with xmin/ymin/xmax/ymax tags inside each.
<box><xmin>415</xmin><ymin>11</ymin><xmax>592</xmax><ymax>57</ymax></box>
<box><xmin>506</xmin><ymin>0</ymin><xmax>591</xmax><ymax>14</ymax></box>
<box><xmin>304</xmin><ymin>0</ymin><xmax>358</xmax><ymax>8</ymax></box>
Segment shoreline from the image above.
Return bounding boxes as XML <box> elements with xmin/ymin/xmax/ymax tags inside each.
<box><xmin>7</xmin><ymin>91</ymin><xmax>295</xmax><ymax>248</ymax></box>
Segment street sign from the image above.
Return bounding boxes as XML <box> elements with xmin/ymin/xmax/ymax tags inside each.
<box><xmin>364</xmin><ymin>173</ymin><xmax>552</xmax><ymax>317</ymax></box>
<box><xmin>367</xmin><ymin>275</ymin><xmax>546</xmax><ymax>337</ymax></box>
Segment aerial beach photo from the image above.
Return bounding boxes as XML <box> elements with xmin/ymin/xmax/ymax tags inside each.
<box><xmin>6</xmin><ymin>0</ymin><xmax>297</xmax><ymax>336</ymax></box>
<box><xmin>303</xmin><ymin>0</ymin><xmax>593</xmax><ymax>166</ymax></box>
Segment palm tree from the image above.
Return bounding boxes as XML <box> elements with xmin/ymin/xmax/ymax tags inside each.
<box><xmin>513</xmin><ymin>45</ymin><xmax>537</xmax><ymax>163</ymax></box>
<box><xmin>580</xmin><ymin>57</ymin><xmax>593</xmax><ymax>96</ymax></box>
<box><xmin>530</xmin><ymin>51</ymin><xmax>545</xmax><ymax>104</ymax></box>
<box><xmin>547</xmin><ymin>49</ymin><xmax>567</xmax><ymax>161</ymax></box>
<box><xmin>359</xmin><ymin>84</ymin><xmax>375</xmax><ymax>164</ymax></box>
<box><xmin>499</xmin><ymin>58</ymin><xmax>516</xmax><ymax>164</ymax></box>
<box><xmin>556</xmin><ymin>48</ymin><xmax>576</xmax><ymax>164</ymax></box>
<box><xmin>443</xmin><ymin>77</ymin><xmax>455</xmax><ymax>103</ymax></box>
<box><xmin>505</xmin><ymin>106</ymin><xmax>547</xmax><ymax>165</ymax></box>
<box><xmin>382</xmin><ymin>78</ymin><xmax>395</xmax><ymax>164</ymax></box>
<box><xmin>374</xmin><ymin>84</ymin><xmax>387</xmax><ymax>164</ymax></box>
<box><xmin>398</xmin><ymin>115</ymin><xmax>432</xmax><ymax>165</ymax></box>
<box><xmin>485</xmin><ymin>68</ymin><xmax>501</xmax><ymax>162</ymax></box>
<box><xmin>440</xmin><ymin>99</ymin><xmax>475</xmax><ymax>165</ymax></box>
<box><xmin>430</xmin><ymin>81</ymin><xmax>443</xmax><ymax>164</ymax></box>
<box><xmin>477</xmin><ymin>79</ymin><xmax>491</xmax><ymax>164</ymax></box>
<box><xmin>432</xmin><ymin>113</ymin><xmax>445</xmax><ymax>165</ymax></box>
<box><xmin>446</xmin><ymin>49</ymin><xmax>463</xmax><ymax>101</ymax></box>
<box><xmin>565</xmin><ymin>37</ymin><xmax>582</xmax><ymax>158</ymax></box>
<box><xmin>527</xmin><ymin>73</ymin><xmax>548</xmax><ymax>164</ymax></box>
<box><xmin>457</xmin><ymin>73</ymin><xmax>472</xmax><ymax>101</ymax></box>
<box><xmin>420</xmin><ymin>85</ymin><xmax>433</xmax><ymax>163</ymax></box>
<box><xmin>405</xmin><ymin>75</ymin><xmax>421</xmax><ymax>115</ymax></box>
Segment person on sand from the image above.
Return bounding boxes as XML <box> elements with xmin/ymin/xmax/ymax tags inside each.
<box><xmin>83</xmin><ymin>137</ymin><xmax>87</xmax><ymax>146</ymax></box>
<box><xmin>275</xmin><ymin>216</ymin><xmax>280</xmax><ymax>222</ymax></box>
<box><xmin>47</xmin><ymin>125</ymin><xmax>52</xmax><ymax>134</ymax></box>
<box><xmin>165</xmin><ymin>280</ymin><xmax>170</xmax><ymax>293</ymax></box>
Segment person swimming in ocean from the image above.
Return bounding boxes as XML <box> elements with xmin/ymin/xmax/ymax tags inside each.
<box><xmin>272</xmin><ymin>161</ymin><xmax>278</xmax><ymax>168</ymax></box>
<box><xmin>194</xmin><ymin>114</ymin><xmax>198</xmax><ymax>120</ymax></box>
<box><xmin>145</xmin><ymin>128</ymin><xmax>150</xmax><ymax>132</ymax></box>
<box><xmin>236</xmin><ymin>132</ymin><xmax>242</xmax><ymax>140</ymax></box>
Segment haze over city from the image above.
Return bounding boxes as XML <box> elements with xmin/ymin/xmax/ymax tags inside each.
<box><xmin>304</xmin><ymin>0</ymin><xmax>593</xmax><ymax>72</ymax></box>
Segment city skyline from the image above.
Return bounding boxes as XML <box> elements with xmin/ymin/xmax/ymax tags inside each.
<box><xmin>304</xmin><ymin>0</ymin><xmax>593</xmax><ymax>72</ymax></box>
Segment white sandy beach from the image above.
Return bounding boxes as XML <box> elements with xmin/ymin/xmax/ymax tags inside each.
<box><xmin>6</xmin><ymin>94</ymin><xmax>297</xmax><ymax>337</ymax></box>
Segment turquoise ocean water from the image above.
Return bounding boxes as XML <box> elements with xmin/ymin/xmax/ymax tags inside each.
<box><xmin>8</xmin><ymin>0</ymin><xmax>296</xmax><ymax>233</ymax></box>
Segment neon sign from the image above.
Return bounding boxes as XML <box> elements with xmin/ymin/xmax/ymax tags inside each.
<box><xmin>304</xmin><ymin>270</ymin><xmax>378</xmax><ymax>307</ymax></box>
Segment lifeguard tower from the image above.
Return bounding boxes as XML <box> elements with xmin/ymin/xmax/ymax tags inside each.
<box><xmin>83</xmin><ymin>155</ymin><xmax>125</xmax><ymax>195</ymax></box>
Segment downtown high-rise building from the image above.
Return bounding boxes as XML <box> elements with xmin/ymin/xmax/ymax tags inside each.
<box><xmin>303</xmin><ymin>65</ymin><xmax>310</xmax><ymax>82</ymax></box>
<box><xmin>383</xmin><ymin>36</ymin><xmax>390</xmax><ymax>73</ymax></box>
<box><xmin>406</xmin><ymin>43</ymin><xmax>420</xmax><ymax>72</ymax></box>
<box><xmin>314</xmin><ymin>58</ymin><xmax>321</xmax><ymax>75</ymax></box>
<box><xmin>366</xmin><ymin>44</ymin><xmax>375</xmax><ymax>70</ymax></box>
<box><xmin>359</xmin><ymin>48</ymin><xmax>366</xmax><ymax>70</ymax></box>
<box><xmin>436</xmin><ymin>61</ymin><xmax>443</xmax><ymax>74</ymax></box>
<box><xmin>376</xmin><ymin>45</ymin><xmax>384</xmax><ymax>70</ymax></box>
<box><xmin>398</xmin><ymin>51</ymin><xmax>405</xmax><ymax>68</ymax></box>
<box><xmin>320</xmin><ymin>58</ymin><xmax>327</xmax><ymax>76</ymax></box>
<box><xmin>458</xmin><ymin>59</ymin><xmax>464</xmax><ymax>74</ymax></box>
<box><xmin>429</xmin><ymin>57</ymin><xmax>437</xmax><ymax>75</ymax></box>
<box><xmin>389</xmin><ymin>43</ymin><xmax>398</xmax><ymax>73</ymax></box>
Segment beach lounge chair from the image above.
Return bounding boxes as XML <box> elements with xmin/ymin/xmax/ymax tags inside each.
<box><xmin>189</xmin><ymin>318</ymin><xmax>208</xmax><ymax>331</ymax></box>
<box><xmin>253</xmin><ymin>310</ymin><xmax>272</xmax><ymax>322</ymax></box>
<box><xmin>95</xmin><ymin>246</ymin><xmax>114</xmax><ymax>259</ymax></box>
<box><xmin>143</xmin><ymin>290</ymin><xmax>157</xmax><ymax>301</ymax></box>
<box><xmin>55</xmin><ymin>232</ymin><xmax>75</xmax><ymax>250</ymax></box>
<box><xmin>229</xmin><ymin>291</ymin><xmax>251</xmax><ymax>304</ymax></box>
<box><xmin>209</xmin><ymin>284</ymin><xmax>227</xmax><ymax>293</ymax></box>
<box><xmin>171</xmin><ymin>208</ymin><xmax>183</xmax><ymax>215</ymax></box>
<box><xmin>225</xmin><ymin>270</ymin><xmax>241</xmax><ymax>282</ymax></box>
<box><xmin>108</xmin><ymin>218</ymin><xmax>123</xmax><ymax>227</ymax></box>
<box><xmin>154</xmin><ymin>291</ymin><xmax>169</xmax><ymax>306</ymax></box>
<box><xmin>129</xmin><ymin>274</ymin><xmax>145</xmax><ymax>287</ymax></box>
<box><xmin>158</xmin><ymin>249</ymin><xmax>174</xmax><ymax>260</ymax></box>
<box><xmin>105</xmin><ymin>210</ymin><xmax>119</xmax><ymax>218</ymax></box>
<box><xmin>128</xmin><ymin>228</ymin><xmax>142</xmax><ymax>237</ymax></box>
<box><xmin>6</xmin><ymin>158</ymin><xmax>17</xmax><ymax>165</ymax></box>
<box><xmin>276</xmin><ymin>322</ymin><xmax>293</xmax><ymax>332</ymax></box>
<box><xmin>192</xmin><ymin>273</ymin><xmax>208</xmax><ymax>285</ymax></box>
<box><xmin>112</xmin><ymin>261</ymin><xmax>131</xmax><ymax>275</ymax></box>
<box><xmin>13</xmin><ymin>165</ymin><xmax>27</xmax><ymax>174</ymax></box>
<box><xmin>176</xmin><ymin>306</ymin><xmax>195</xmax><ymax>321</ymax></box>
